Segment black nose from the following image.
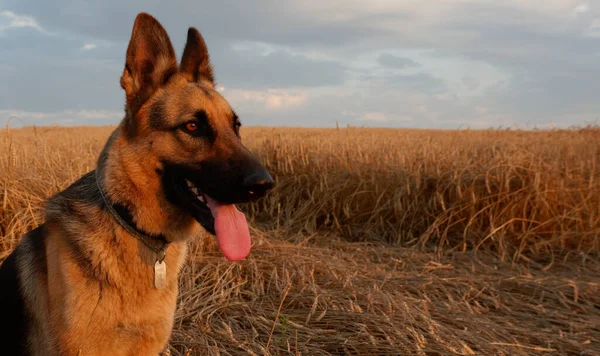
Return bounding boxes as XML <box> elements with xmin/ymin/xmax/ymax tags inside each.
<box><xmin>243</xmin><ymin>169</ymin><xmax>274</xmax><ymax>199</ymax></box>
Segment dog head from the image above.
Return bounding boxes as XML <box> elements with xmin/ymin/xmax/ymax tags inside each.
<box><xmin>118</xmin><ymin>13</ymin><xmax>274</xmax><ymax>261</ymax></box>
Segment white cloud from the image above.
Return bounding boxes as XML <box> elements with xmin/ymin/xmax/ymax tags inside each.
<box><xmin>355</xmin><ymin>112</ymin><xmax>413</xmax><ymax>123</ymax></box>
<box><xmin>357</xmin><ymin>112</ymin><xmax>390</xmax><ymax>122</ymax></box>
<box><xmin>585</xmin><ymin>18</ymin><xmax>600</xmax><ymax>37</ymax></box>
<box><xmin>0</xmin><ymin>10</ymin><xmax>48</xmax><ymax>36</ymax></box>
<box><xmin>224</xmin><ymin>89</ymin><xmax>308</xmax><ymax>110</ymax></box>
<box><xmin>572</xmin><ymin>3</ymin><xmax>589</xmax><ymax>16</ymax></box>
<box><xmin>438</xmin><ymin>119</ymin><xmax>492</xmax><ymax>129</ymax></box>
<box><xmin>285</xmin><ymin>0</ymin><xmax>589</xmax><ymax>36</ymax></box>
<box><xmin>231</xmin><ymin>41</ymin><xmax>277</xmax><ymax>56</ymax></box>
<box><xmin>0</xmin><ymin>109</ymin><xmax>122</xmax><ymax>126</ymax></box>
<box><xmin>81</xmin><ymin>43</ymin><xmax>97</xmax><ymax>50</ymax></box>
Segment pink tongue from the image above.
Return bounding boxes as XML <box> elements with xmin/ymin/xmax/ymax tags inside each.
<box><xmin>204</xmin><ymin>195</ymin><xmax>251</xmax><ymax>261</ymax></box>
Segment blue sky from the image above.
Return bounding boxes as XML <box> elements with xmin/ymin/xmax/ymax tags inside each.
<box><xmin>1</xmin><ymin>1</ymin><xmax>600</xmax><ymax>129</ymax></box>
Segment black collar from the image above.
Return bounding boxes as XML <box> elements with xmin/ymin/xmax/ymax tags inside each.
<box><xmin>95</xmin><ymin>169</ymin><xmax>170</xmax><ymax>259</ymax></box>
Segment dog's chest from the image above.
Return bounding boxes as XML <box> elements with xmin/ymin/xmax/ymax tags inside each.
<box><xmin>54</xmin><ymin>281</ymin><xmax>179</xmax><ymax>355</ymax></box>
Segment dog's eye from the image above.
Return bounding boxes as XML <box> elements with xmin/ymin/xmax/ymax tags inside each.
<box><xmin>184</xmin><ymin>121</ymin><xmax>198</xmax><ymax>133</ymax></box>
<box><xmin>181</xmin><ymin>110</ymin><xmax>212</xmax><ymax>138</ymax></box>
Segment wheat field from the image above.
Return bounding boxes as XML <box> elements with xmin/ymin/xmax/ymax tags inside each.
<box><xmin>1</xmin><ymin>125</ymin><xmax>599</xmax><ymax>355</ymax></box>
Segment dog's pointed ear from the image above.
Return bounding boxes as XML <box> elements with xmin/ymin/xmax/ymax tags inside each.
<box><xmin>120</xmin><ymin>13</ymin><xmax>178</xmax><ymax>116</ymax></box>
<box><xmin>179</xmin><ymin>27</ymin><xmax>215</xmax><ymax>86</ymax></box>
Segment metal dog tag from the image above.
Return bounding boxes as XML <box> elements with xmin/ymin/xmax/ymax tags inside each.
<box><xmin>154</xmin><ymin>260</ymin><xmax>167</xmax><ymax>289</ymax></box>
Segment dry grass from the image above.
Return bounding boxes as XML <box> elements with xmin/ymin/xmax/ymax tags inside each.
<box><xmin>1</xmin><ymin>125</ymin><xmax>599</xmax><ymax>355</ymax></box>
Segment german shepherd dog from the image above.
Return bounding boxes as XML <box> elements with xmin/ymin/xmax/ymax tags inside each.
<box><xmin>0</xmin><ymin>12</ymin><xmax>274</xmax><ymax>355</ymax></box>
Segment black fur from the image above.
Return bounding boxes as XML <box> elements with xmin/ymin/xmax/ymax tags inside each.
<box><xmin>0</xmin><ymin>226</ymin><xmax>46</xmax><ymax>356</ymax></box>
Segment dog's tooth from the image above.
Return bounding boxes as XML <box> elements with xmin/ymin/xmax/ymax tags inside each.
<box><xmin>198</xmin><ymin>195</ymin><xmax>206</xmax><ymax>203</ymax></box>
<box><xmin>186</xmin><ymin>179</ymin><xmax>194</xmax><ymax>188</ymax></box>
<box><xmin>191</xmin><ymin>187</ymin><xmax>199</xmax><ymax>195</ymax></box>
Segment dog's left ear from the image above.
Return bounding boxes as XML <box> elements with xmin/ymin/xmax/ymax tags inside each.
<box><xmin>179</xmin><ymin>27</ymin><xmax>215</xmax><ymax>86</ymax></box>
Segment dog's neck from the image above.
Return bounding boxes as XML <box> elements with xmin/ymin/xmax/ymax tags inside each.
<box><xmin>95</xmin><ymin>168</ymin><xmax>170</xmax><ymax>255</ymax></box>
<box><xmin>97</xmin><ymin>128</ymin><xmax>200</xmax><ymax>243</ymax></box>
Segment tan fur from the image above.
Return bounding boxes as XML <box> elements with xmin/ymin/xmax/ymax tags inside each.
<box><xmin>45</xmin><ymin>230</ymin><xmax>188</xmax><ymax>355</ymax></box>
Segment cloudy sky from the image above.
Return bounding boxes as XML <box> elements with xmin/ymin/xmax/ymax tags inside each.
<box><xmin>1</xmin><ymin>1</ymin><xmax>600</xmax><ymax>129</ymax></box>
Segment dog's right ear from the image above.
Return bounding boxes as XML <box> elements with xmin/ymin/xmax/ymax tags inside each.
<box><xmin>120</xmin><ymin>13</ymin><xmax>178</xmax><ymax>116</ymax></box>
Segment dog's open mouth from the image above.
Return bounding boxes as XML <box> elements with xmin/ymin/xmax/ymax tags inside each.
<box><xmin>168</xmin><ymin>174</ymin><xmax>251</xmax><ymax>262</ymax></box>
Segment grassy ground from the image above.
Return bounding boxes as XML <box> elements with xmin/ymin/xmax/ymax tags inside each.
<box><xmin>1</xmin><ymin>125</ymin><xmax>599</xmax><ymax>355</ymax></box>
